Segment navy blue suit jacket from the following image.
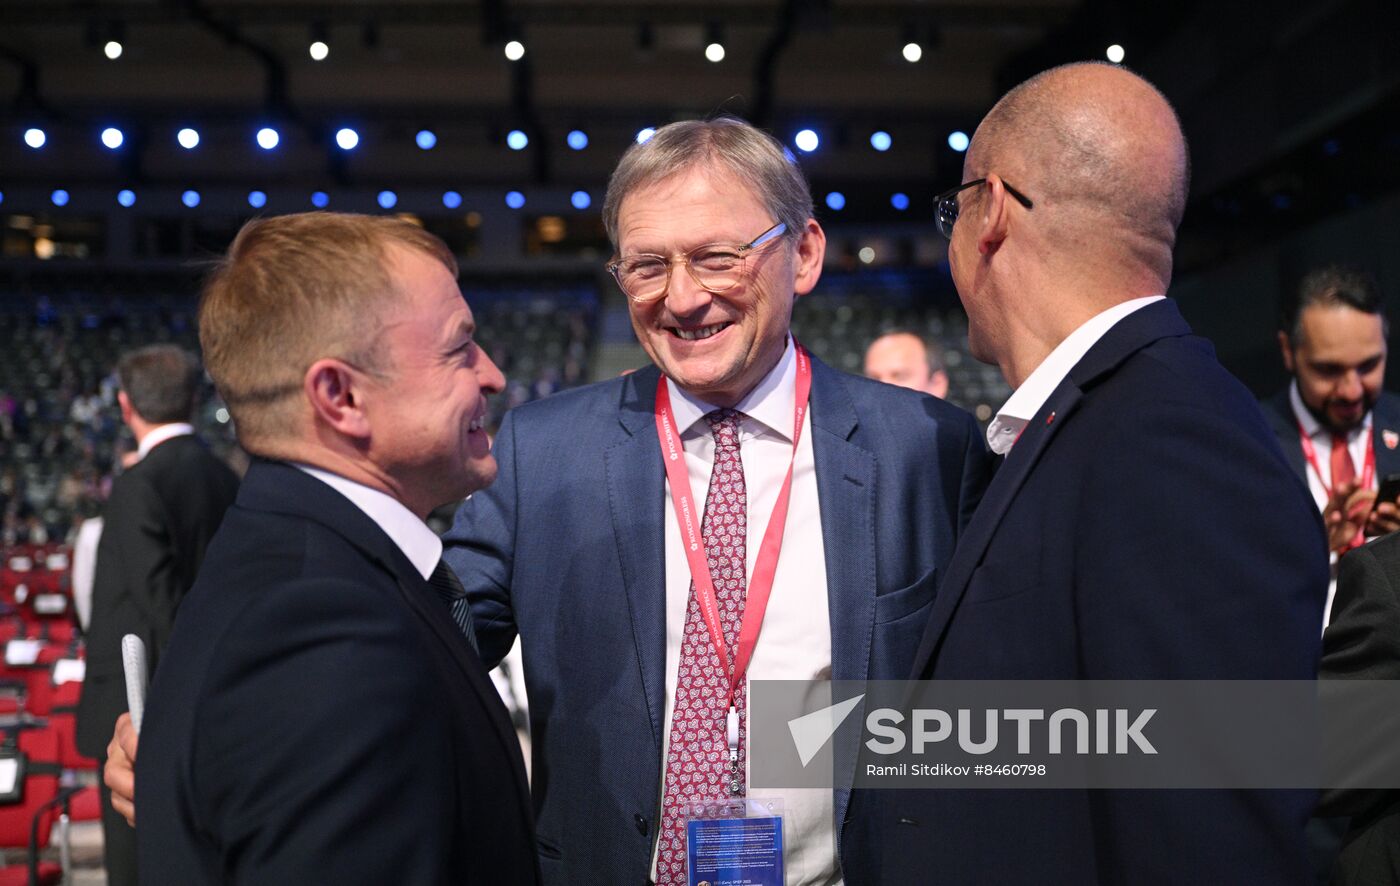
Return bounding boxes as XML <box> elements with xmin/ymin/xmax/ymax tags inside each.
<box><xmin>137</xmin><ymin>461</ymin><xmax>537</xmax><ymax>884</ymax></box>
<box><xmin>444</xmin><ymin>353</ymin><xmax>989</xmax><ymax>883</ymax></box>
<box><xmin>847</xmin><ymin>300</ymin><xmax>1329</xmax><ymax>885</ymax></box>
<box><xmin>1261</xmin><ymin>388</ymin><xmax>1400</xmax><ymax>492</ymax></box>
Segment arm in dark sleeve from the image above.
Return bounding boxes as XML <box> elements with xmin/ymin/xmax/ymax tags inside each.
<box><xmin>1075</xmin><ymin>400</ymin><xmax>1328</xmax><ymax>883</ymax></box>
<box><xmin>442</xmin><ymin>410</ymin><xmax>521</xmax><ymax>669</ymax></box>
<box><xmin>953</xmin><ymin>409</ymin><xmax>992</xmax><ymax>539</ymax></box>
<box><xmin>103</xmin><ymin>473</ymin><xmax>184</xmax><ymax>649</ymax></box>
<box><xmin>193</xmin><ymin>578</ymin><xmax>460</xmax><ymax>885</ymax></box>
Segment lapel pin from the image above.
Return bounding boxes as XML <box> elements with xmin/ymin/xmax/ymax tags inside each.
<box><xmin>1046</xmin><ymin>412</ymin><xmax>1056</xmax><ymax>426</ymax></box>
<box><xmin>1384</xmin><ymin>429</ymin><xmax>1398</xmax><ymax>450</ymax></box>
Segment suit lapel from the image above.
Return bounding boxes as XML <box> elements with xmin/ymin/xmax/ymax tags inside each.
<box><xmin>604</xmin><ymin>366</ymin><xmax>669</xmax><ymax>758</ymax></box>
<box><xmin>910</xmin><ymin>299</ymin><xmax>1195</xmax><ymax>677</ymax></box>
<box><xmin>807</xmin><ymin>357</ymin><xmax>876</xmax><ymax>838</ymax></box>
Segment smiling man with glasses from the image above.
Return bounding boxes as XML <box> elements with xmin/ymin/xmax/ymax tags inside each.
<box><xmin>847</xmin><ymin>61</ymin><xmax>1327</xmax><ymax>886</ymax></box>
<box><xmin>443</xmin><ymin>116</ymin><xmax>990</xmax><ymax>885</ymax></box>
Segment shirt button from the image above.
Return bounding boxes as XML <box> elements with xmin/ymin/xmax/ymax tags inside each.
<box><xmin>635</xmin><ymin>814</ymin><xmax>648</xmax><ymax>836</ymax></box>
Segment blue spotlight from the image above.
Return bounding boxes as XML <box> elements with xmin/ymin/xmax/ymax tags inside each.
<box><xmin>335</xmin><ymin>128</ymin><xmax>359</xmax><ymax>150</ymax></box>
<box><xmin>101</xmin><ymin>127</ymin><xmax>124</xmax><ymax>149</ymax></box>
<box><xmin>117</xmin><ymin>189</ymin><xmax>136</xmax><ymax>207</ymax></box>
<box><xmin>506</xmin><ymin>130</ymin><xmax>529</xmax><ymax>151</ymax></box>
<box><xmin>416</xmin><ymin>130</ymin><xmax>438</xmax><ymax>150</ymax></box>
<box><xmin>0</xmin><ymin>192</ymin><xmax>4</xmax><ymax>205</ymax></box>
<box><xmin>870</xmin><ymin>131</ymin><xmax>892</xmax><ymax>152</ymax></box>
<box><xmin>890</xmin><ymin>192</ymin><xmax>910</xmax><ymax>211</ymax></box>
<box><xmin>51</xmin><ymin>189</ymin><xmax>70</xmax><ymax>207</ymax></box>
<box><xmin>636</xmin><ymin>127</ymin><xmax>656</xmax><ymax>144</ymax></box>
<box><xmin>571</xmin><ymin>190</ymin><xmax>591</xmax><ymax>210</ymax></box>
<box><xmin>794</xmin><ymin>129</ymin><xmax>819</xmax><ymax>153</ymax></box>
<box><xmin>24</xmin><ymin>128</ymin><xmax>46</xmax><ymax>149</ymax></box>
<box><xmin>947</xmin><ymin>130</ymin><xmax>970</xmax><ymax>152</ymax></box>
<box><xmin>567</xmin><ymin>130</ymin><xmax>589</xmax><ymax>150</ymax></box>
<box><xmin>505</xmin><ymin>190</ymin><xmax>526</xmax><ymax>209</ymax></box>
<box><xmin>443</xmin><ymin>191</ymin><xmax>463</xmax><ymax>209</ymax></box>
<box><xmin>181</xmin><ymin>190</ymin><xmax>201</xmax><ymax>208</ymax></box>
<box><xmin>377</xmin><ymin>190</ymin><xmax>397</xmax><ymax>209</ymax></box>
<box><xmin>248</xmin><ymin>190</ymin><xmax>268</xmax><ymax>209</ymax></box>
<box><xmin>825</xmin><ymin>191</ymin><xmax>846</xmax><ymax>211</ymax></box>
<box><xmin>177</xmin><ymin>128</ymin><xmax>200</xmax><ymax>149</ymax></box>
<box><xmin>256</xmin><ymin>127</ymin><xmax>280</xmax><ymax>150</ymax></box>
<box><xmin>311</xmin><ymin>191</ymin><xmax>330</xmax><ymax>208</ymax></box>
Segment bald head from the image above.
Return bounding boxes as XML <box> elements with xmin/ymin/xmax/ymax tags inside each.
<box><xmin>968</xmin><ymin>62</ymin><xmax>1189</xmax><ymax>286</ymax></box>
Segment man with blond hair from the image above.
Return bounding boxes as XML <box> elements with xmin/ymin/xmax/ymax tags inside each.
<box><xmin>847</xmin><ymin>62</ymin><xmax>1326</xmax><ymax>885</ymax></box>
<box><xmin>111</xmin><ymin>212</ymin><xmax>537</xmax><ymax>883</ymax></box>
<box><xmin>443</xmin><ymin>117</ymin><xmax>989</xmax><ymax>884</ymax></box>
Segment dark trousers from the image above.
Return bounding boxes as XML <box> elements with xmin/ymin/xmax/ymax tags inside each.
<box><xmin>97</xmin><ymin>760</ymin><xmax>138</xmax><ymax>886</ymax></box>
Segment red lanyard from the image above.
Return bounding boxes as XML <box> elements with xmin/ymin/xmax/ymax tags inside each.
<box><xmin>1297</xmin><ymin>421</ymin><xmax>1375</xmax><ymax>499</ymax></box>
<box><xmin>654</xmin><ymin>343</ymin><xmax>812</xmax><ymax>709</ymax></box>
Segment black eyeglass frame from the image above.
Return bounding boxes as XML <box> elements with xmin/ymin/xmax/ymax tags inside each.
<box><xmin>606</xmin><ymin>221</ymin><xmax>789</xmax><ymax>304</ymax></box>
<box><xmin>934</xmin><ymin>179</ymin><xmax>1034</xmax><ymax>240</ymax></box>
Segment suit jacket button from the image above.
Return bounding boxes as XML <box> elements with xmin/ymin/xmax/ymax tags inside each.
<box><xmin>635</xmin><ymin>814</ymin><xmax>648</xmax><ymax>836</ymax></box>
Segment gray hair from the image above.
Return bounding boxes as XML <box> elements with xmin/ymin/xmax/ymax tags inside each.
<box><xmin>602</xmin><ymin>117</ymin><xmax>814</xmax><ymax>250</ymax></box>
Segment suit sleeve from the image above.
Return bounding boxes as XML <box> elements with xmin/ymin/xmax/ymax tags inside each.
<box><xmin>192</xmin><ymin>577</ymin><xmax>460</xmax><ymax>885</ymax></box>
<box><xmin>442</xmin><ymin>410</ymin><xmax>521</xmax><ymax>669</ymax></box>
<box><xmin>102</xmin><ymin>471</ymin><xmax>184</xmax><ymax>652</ymax></box>
<box><xmin>1074</xmin><ymin>398</ymin><xmax>1328</xmax><ymax>882</ymax></box>
<box><xmin>953</xmin><ymin>409</ymin><xmax>992</xmax><ymax>538</ymax></box>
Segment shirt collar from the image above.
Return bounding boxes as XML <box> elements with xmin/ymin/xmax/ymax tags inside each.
<box><xmin>987</xmin><ymin>296</ymin><xmax>1165</xmax><ymax>455</ymax></box>
<box><xmin>1289</xmin><ymin>380</ymin><xmax>1372</xmax><ymax>442</ymax></box>
<box><xmin>666</xmin><ymin>335</ymin><xmax>797</xmax><ymax>441</ymax></box>
<box><xmin>137</xmin><ymin>423</ymin><xmax>194</xmax><ymax>460</ymax></box>
<box><xmin>292</xmin><ymin>464</ymin><xmax>443</xmax><ymax>581</ymax></box>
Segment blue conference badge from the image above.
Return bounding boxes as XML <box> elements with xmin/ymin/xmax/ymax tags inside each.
<box><xmin>686</xmin><ymin>813</ymin><xmax>783</xmax><ymax>886</ymax></box>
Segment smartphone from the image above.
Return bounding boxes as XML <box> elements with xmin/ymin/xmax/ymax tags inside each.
<box><xmin>1374</xmin><ymin>473</ymin><xmax>1400</xmax><ymax>513</ymax></box>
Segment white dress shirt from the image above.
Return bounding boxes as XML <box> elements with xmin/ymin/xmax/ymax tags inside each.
<box><xmin>136</xmin><ymin>422</ymin><xmax>194</xmax><ymax>460</ymax></box>
<box><xmin>987</xmin><ymin>296</ymin><xmax>1165</xmax><ymax>455</ymax></box>
<box><xmin>1289</xmin><ymin>382</ymin><xmax>1375</xmax><ymax>627</ymax></box>
<box><xmin>292</xmin><ymin>464</ymin><xmax>442</xmax><ymax>581</ymax></box>
<box><xmin>652</xmin><ymin>337</ymin><xmax>840</xmax><ymax>886</ymax></box>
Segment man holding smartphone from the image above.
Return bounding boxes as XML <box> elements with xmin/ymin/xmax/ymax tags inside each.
<box><xmin>1264</xmin><ymin>265</ymin><xmax>1400</xmax><ymax>623</ymax></box>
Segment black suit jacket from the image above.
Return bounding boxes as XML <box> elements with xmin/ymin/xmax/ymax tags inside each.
<box><xmin>847</xmin><ymin>299</ymin><xmax>1329</xmax><ymax>885</ymax></box>
<box><xmin>1319</xmin><ymin>535</ymin><xmax>1400</xmax><ymax>884</ymax></box>
<box><xmin>76</xmin><ymin>433</ymin><xmax>239</xmax><ymax>758</ymax></box>
<box><xmin>135</xmin><ymin>461</ymin><xmax>538</xmax><ymax>884</ymax></box>
<box><xmin>1261</xmin><ymin>389</ymin><xmax>1400</xmax><ymax>491</ymax></box>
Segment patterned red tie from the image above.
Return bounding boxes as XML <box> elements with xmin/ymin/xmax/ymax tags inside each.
<box><xmin>1331</xmin><ymin>433</ymin><xmax>1356</xmax><ymax>490</ymax></box>
<box><xmin>655</xmin><ymin>408</ymin><xmax>748</xmax><ymax>884</ymax></box>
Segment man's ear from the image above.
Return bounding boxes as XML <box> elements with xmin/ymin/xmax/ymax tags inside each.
<box><xmin>792</xmin><ymin>219</ymin><xmax>826</xmax><ymax>298</ymax></box>
<box><xmin>976</xmin><ymin>174</ymin><xmax>1014</xmax><ymax>257</ymax></box>
<box><xmin>304</xmin><ymin>359</ymin><xmax>372</xmax><ymax>441</ymax></box>
<box><xmin>1277</xmin><ymin>331</ymin><xmax>1296</xmax><ymax>373</ymax></box>
<box><xmin>117</xmin><ymin>390</ymin><xmax>134</xmax><ymax>426</ymax></box>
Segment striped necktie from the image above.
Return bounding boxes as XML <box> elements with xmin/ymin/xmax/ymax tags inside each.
<box><xmin>428</xmin><ymin>560</ymin><xmax>480</xmax><ymax>655</ymax></box>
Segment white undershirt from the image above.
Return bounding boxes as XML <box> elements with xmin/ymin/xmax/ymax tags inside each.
<box><xmin>987</xmin><ymin>296</ymin><xmax>1164</xmax><ymax>455</ymax></box>
<box><xmin>293</xmin><ymin>464</ymin><xmax>441</xmax><ymax>581</ymax></box>
<box><xmin>652</xmin><ymin>337</ymin><xmax>839</xmax><ymax>886</ymax></box>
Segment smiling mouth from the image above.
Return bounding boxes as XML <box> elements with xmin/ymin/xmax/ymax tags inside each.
<box><xmin>669</xmin><ymin>322</ymin><xmax>731</xmax><ymax>342</ymax></box>
<box><xmin>468</xmin><ymin>415</ymin><xmax>486</xmax><ymax>432</ymax></box>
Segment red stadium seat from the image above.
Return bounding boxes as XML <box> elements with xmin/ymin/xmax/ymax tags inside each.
<box><xmin>0</xmin><ymin>728</ymin><xmax>66</xmax><ymax>885</ymax></box>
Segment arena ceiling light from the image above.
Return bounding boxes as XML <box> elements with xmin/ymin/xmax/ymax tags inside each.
<box><xmin>567</xmin><ymin>130</ymin><xmax>589</xmax><ymax>151</ymax></box>
<box><xmin>571</xmin><ymin>190</ymin><xmax>591</xmax><ymax>210</ymax></box>
<box><xmin>311</xmin><ymin>191</ymin><xmax>330</xmax><ymax>208</ymax></box>
<box><xmin>1106</xmin><ymin>44</ymin><xmax>1125</xmax><ymax>64</ymax></box>
<box><xmin>794</xmin><ymin>129</ymin><xmax>819</xmax><ymax>153</ymax></box>
<box><xmin>256</xmin><ymin>127</ymin><xmax>280</xmax><ymax>150</ymax></box>
<box><xmin>505</xmin><ymin>190</ymin><xmax>526</xmax><ymax>209</ymax></box>
<box><xmin>335</xmin><ymin>128</ymin><xmax>360</xmax><ymax>150</ymax></box>
<box><xmin>506</xmin><ymin>130</ymin><xmax>529</xmax><ymax>151</ymax></box>
<box><xmin>870</xmin><ymin>131</ymin><xmax>892</xmax><ymax>152</ymax></box>
<box><xmin>825</xmin><ymin>191</ymin><xmax>846</xmax><ymax>211</ymax></box>
<box><xmin>117</xmin><ymin>189</ymin><xmax>136</xmax><ymax>207</ymax></box>
<box><xmin>443</xmin><ymin>191</ymin><xmax>463</xmax><ymax>209</ymax></box>
<box><xmin>704</xmin><ymin>22</ymin><xmax>725</xmax><ymax>63</ymax></box>
<box><xmin>636</xmin><ymin>127</ymin><xmax>656</xmax><ymax>144</ymax></box>
<box><xmin>51</xmin><ymin>189</ymin><xmax>70</xmax><ymax>207</ymax></box>
<box><xmin>416</xmin><ymin>130</ymin><xmax>438</xmax><ymax>150</ymax></box>
<box><xmin>377</xmin><ymin>190</ymin><xmax>397</xmax><ymax>209</ymax></box>
<box><xmin>24</xmin><ymin>128</ymin><xmax>46</xmax><ymax>149</ymax></box>
<box><xmin>247</xmin><ymin>190</ymin><xmax>268</xmax><ymax>209</ymax></box>
<box><xmin>101</xmin><ymin>127</ymin><xmax>124</xmax><ymax>149</ymax></box>
<box><xmin>504</xmin><ymin>40</ymin><xmax>525</xmax><ymax>62</ymax></box>
<box><xmin>890</xmin><ymin>192</ymin><xmax>910</xmax><ymax>211</ymax></box>
<box><xmin>177</xmin><ymin>128</ymin><xmax>200</xmax><ymax>149</ymax></box>
<box><xmin>309</xmin><ymin>22</ymin><xmax>329</xmax><ymax>61</ymax></box>
<box><xmin>104</xmin><ymin>40</ymin><xmax>123</xmax><ymax>60</ymax></box>
<box><xmin>181</xmin><ymin>190</ymin><xmax>200</xmax><ymax>208</ymax></box>
<box><xmin>947</xmin><ymin>130</ymin><xmax>970</xmax><ymax>152</ymax></box>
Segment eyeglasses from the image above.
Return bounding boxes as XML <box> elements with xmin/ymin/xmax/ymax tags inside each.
<box><xmin>607</xmin><ymin>222</ymin><xmax>788</xmax><ymax>304</ymax></box>
<box><xmin>934</xmin><ymin>179</ymin><xmax>1034</xmax><ymax>240</ymax></box>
